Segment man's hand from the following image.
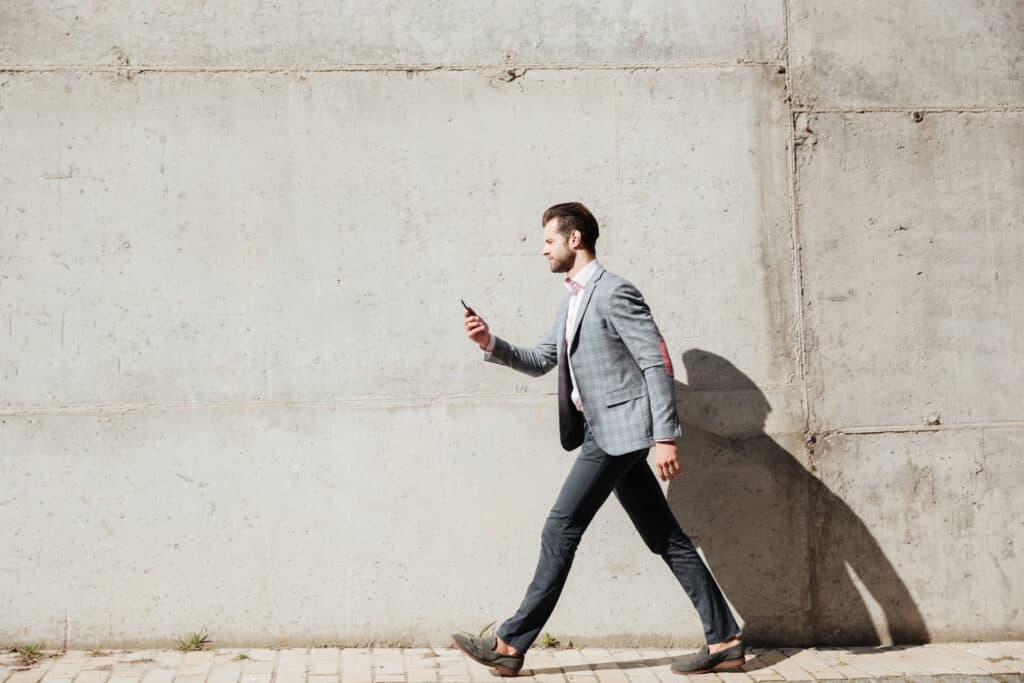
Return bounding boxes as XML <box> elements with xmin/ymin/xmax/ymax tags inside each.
<box><xmin>654</xmin><ymin>440</ymin><xmax>682</xmax><ymax>481</ymax></box>
<box><xmin>464</xmin><ymin>310</ymin><xmax>492</xmax><ymax>350</ymax></box>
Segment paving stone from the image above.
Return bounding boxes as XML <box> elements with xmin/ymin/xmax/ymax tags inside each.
<box><xmin>178</xmin><ymin>657</ymin><xmax>212</xmax><ymax>677</ymax></box>
<box><xmin>205</xmin><ymin>663</ymin><xmax>240</xmax><ymax>683</ymax></box>
<box><xmin>307</xmin><ymin>651</ymin><xmax>336</xmax><ymax>676</ymax></box>
<box><xmin>239</xmin><ymin>662</ymin><xmax>274</xmax><ymax>676</ymax></box>
<box><xmin>73</xmin><ymin>671</ymin><xmax>111</xmax><ymax>683</ymax></box>
<box><xmin>174</xmin><ymin>674</ymin><xmax>205</xmax><ymax>683</ymax></box>
<box><xmin>401</xmin><ymin>649</ymin><xmax>440</xmax><ymax>683</ymax></box>
<box><xmin>786</xmin><ymin>651</ymin><xmax>844</xmax><ymax>680</ymax></box>
<box><xmin>919</xmin><ymin>645</ymin><xmax>993</xmax><ymax>675</ymax></box>
<box><xmin>339</xmin><ymin>649</ymin><xmax>372</xmax><ymax>683</ymax></box>
<box><xmin>140</xmin><ymin>669</ymin><xmax>176</xmax><ymax>683</ymax></box>
<box><xmin>308</xmin><ymin>663</ymin><xmax>335</xmax><ymax>675</ymax></box>
<box><xmin>83</xmin><ymin>659</ymin><xmax>120</xmax><ymax>671</ymax></box>
<box><xmin>307</xmin><ymin>675</ymin><xmax>338</xmax><ymax>683</ymax></box>
<box><xmin>625</xmin><ymin>648</ymin><xmax>666</xmax><ymax>680</ymax></box>
<box><xmin>881</xmin><ymin>649</ymin><xmax>943</xmax><ymax>677</ymax></box>
<box><xmin>576</xmin><ymin>649</ymin><xmax>627</xmax><ymax>683</ymax></box>
<box><xmin>180</xmin><ymin>656</ymin><xmax>213</xmax><ymax>669</ymax></box>
<box><xmin>629</xmin><ymin>649</ymin><xmax>674</xmax><ymax>682</ymax></box>
<box><xmin>808</xmin><ymin>650</ymin><xmax>870</xmax><ymax>680</ymax></box>
<box><xmin>718</xmin><ymin>670</ymin><xmax>756</xmax><ymax>683</ymax></box>
<box><xmin>238</xmin><ymin>674</ymin><xmax>269</xmax><ymax>683</ymax></box>
<box><xmin>848</xmin><ymin>650</ymin><xmax>922</xmax><ymax>678</ymax></box>
<box><xmin>278</xmin><ymin>650</ymin><xmax>308</xmax><ymax>661</ymax></box>
<box><xmin>44</xmin><ymin>670</ymin><xmax>80</xmax><ymax>682</ymax></box>
<box><xmin>602</xmin><ymin>648</ymin><xmax>657</xmax><ymax>682</ymax></box>
<box><xmin>431</xmin><ymin>648</ymin><xmax>470</xmax><ymax>682</ymax></box>
<box><xmin>995</xmin><ymin>643</ymin><xmax>1024</xmax><ymax>658</ymax></box>
<box><xmin>152</xmin><ymin>656</ymin><xmax>184</xmax><ymax>670</ymax></box>
<box><xmin>4</xmin><ymin>644</ymin><xmax>1021</xmax><ymax>683</ymax></box>
<box><xmin>744</xmin><ymin>649</ymin><xmax>787</xmax><ymax>683</ymax></box>
<box><xmin>521</xmin><ymin>649</ymin><xmax>565</xmax><ymax>683</ymax></box>
<box><xmin>555</xmin><ymin>649</ymin><xmax>597</xmax><ymax>681</ymax></box>
<box><xmin>671</xmin><ymin>674</ymin><xmax>712</xmax><ymax>683</ymax></box>
<box><xmin>45</xmin><ymin>660</ymin><xmax>85</xmax><ymax>679</ymax></box>
<box><xmin>765</xmin><ymin>649</ymin><xmax>813</xmax><ymax>682</ymax></box>
<box><xmin>10</xmin><ymin>670</ymin><xmax>51</xmax><ymax>683</ymax></box>
<box><xmin>108</xmin><ymin>676</ymin><xmax>140</xmax><ymax>683</ymax></box>
<box><xmin>648</xmin><ymin>649</ymin><xmax>685</xmax><ymax>683</ymax></box>
<box><xmin>373</xmin><ymin>648</ymin><xmax>405</xmax><ymax>678</ymax></box>
<box><xmin>942</xmin><ymin>644</ymin><xmax>1024</xmax><ymax>674</ymax></box>
<box><xmin>178</xmin><ymin>656</ymin><xmax>212</xmax><ymax>677</ymax></box>
<box><xmin>110</xmin><ymin>664</ymin><xmax>152</xmax><ymax>675</ymax></box>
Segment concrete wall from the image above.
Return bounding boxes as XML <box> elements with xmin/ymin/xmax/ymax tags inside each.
<box><xmin>1</xmin><ymin>1</ymin><xmax>1020</xmax><ymax>647</ymax></box>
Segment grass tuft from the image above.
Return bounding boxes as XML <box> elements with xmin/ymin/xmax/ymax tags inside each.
<box><xmin>177</xmin><ymin>628</ymin><xmax>212</xmax><ymax>652</ymax></box>
<box><xmin>540</xmin><ymin>632</ymin><xmax>560</xmax><ymax>649</ymax></box>
<box><xmin>15</xmin><ymin>642</ymin><xmax>46</xmax><ymax>666</ymax></box>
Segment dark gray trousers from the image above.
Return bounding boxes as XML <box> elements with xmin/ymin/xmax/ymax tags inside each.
<box><xmin>496</xmin><ymin>423</ymin><xmax>741</xmax><ymax>653</ymax></box>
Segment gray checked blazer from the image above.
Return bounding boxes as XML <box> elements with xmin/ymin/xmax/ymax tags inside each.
<box><xmin>484</xmin><ymin>264</ymin><xmax>682</xmax><ymax>456</ymax></box>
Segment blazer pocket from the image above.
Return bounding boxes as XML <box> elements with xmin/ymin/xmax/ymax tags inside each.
<box><xmin>604</xmin><ymin>384</ymin><xmax>645</xmax><ymax>407</ymax></box>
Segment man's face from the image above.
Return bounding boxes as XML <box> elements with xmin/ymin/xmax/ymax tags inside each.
<box><xmin>542</xmin><ymin>218</ymin><xmax>577</xmax><ymax>274</ymax></box>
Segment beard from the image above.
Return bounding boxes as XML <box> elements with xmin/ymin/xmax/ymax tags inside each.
<box><xmin>548</xmin><ymin>253</ymin><xmax>574</xmax><ymax>273</ymax></box>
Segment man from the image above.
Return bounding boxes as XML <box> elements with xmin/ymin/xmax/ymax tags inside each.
<box><xmin>453</xmin><ymin>202</ymin><xmax>745</xmax><ymax>677</ymax></box>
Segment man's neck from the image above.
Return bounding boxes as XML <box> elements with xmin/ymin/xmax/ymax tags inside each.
<box><xmin>567</xmin><ymin>252</ymin><xmax>596</xmax><ymax>280</ymax></box>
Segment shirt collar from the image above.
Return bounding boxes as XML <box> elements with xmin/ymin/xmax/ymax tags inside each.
<box><xmin>564</xmin><ymin>259</ymin><xmax>600</xmax><ymax>296</ymax></box>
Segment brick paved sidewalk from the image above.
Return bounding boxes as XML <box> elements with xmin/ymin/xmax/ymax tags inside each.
<box><xmin>3</xmin><ymin>642</ymin><xmax>1023</xmax><ymax>683</ymax></box>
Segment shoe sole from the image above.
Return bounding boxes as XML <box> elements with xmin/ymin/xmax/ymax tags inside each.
<box><xmin>672</xmin><ymin>657</ymin><xmax>745</xmax><ymax>675</ymax></box>
<box><xmin>451</xmin><ymin>638</ymin><xmax>522</xmax><ymax>677</ymax></box>
<box><xmin>489</xmin><ymin>667</ymin><xmax>521</xmax><ymax>678</ymax></box>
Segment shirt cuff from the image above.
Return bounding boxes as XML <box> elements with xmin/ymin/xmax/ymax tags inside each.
<box><xmin>482</xmin><ymin>334</ymin><xmax>496</xmax><ymax>353</ymax></box>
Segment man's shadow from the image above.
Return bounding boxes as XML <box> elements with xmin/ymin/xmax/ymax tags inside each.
<box><xmin>666</xmin><ymin>349</ymin><xmax>930</xmax><ymax>646</ymax></box>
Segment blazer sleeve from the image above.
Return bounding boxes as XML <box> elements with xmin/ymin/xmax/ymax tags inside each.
<box><xmin>483</xmin><ymin>307</ymin><xmax>560</xmax><ymax>377</ymax></box>
<box><xmin>606</xmin><ymin>281</ymin><xmax>683</xmax><ymax>441</ymax></box>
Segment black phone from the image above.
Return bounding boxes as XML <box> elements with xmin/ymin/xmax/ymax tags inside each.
<box><xmin>460</xmin><ymin>299</ymin><xmax>478</xmax><ymax>317</ymax></box>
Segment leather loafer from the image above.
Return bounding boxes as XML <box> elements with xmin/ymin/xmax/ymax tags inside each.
<box><xmin>670</xmin><ymin>641</ymin><xmax>745</xmax><ymax>675</ymax></box>
<box><xmin>450</xmin><ymin>633</ymin><xmax>524</xmax><ymax>677</ymax></box>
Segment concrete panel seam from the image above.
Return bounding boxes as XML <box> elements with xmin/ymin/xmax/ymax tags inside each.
<box><xmin>0</xmin><ymin>396</ymin><xmax>562</xmax><ymax>415</ymax></box>
<box><xmin>794</xmin><ymin>105</ymin><xmax>1024</xmax><ymax>113</ymax></box>
<box><xmin>0</xmin><ymin>60</ymin><xmax>783</xmax><ymax>74</ymax></box>
<box><xmin>801</xmin><ymin>422</ymin><xmax>1024</xmax><ymax>445</ymax></box>
<box><xmin>782</xmin><ymin>0</ymin><xmax>818</xmax><ymax>645</ymax></box>
<box><xmin>841</xmin><ymin>421</ymin><xmax>1024</xmax><ymax>434</ymax></box>
<box><xmin>0</xmin><ymin>384</ymin><xmax>808</xmax><ymax>416</ymax></box>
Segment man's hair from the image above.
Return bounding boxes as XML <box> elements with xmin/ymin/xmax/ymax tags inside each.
<box><xmin>542</xmin><ymin>202</ymin><xmax>600</xmax><ymax>254</ymax></box>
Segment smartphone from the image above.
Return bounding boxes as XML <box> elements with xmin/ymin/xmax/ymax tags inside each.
<box><xmin>460</xmin><ymin>299</ymin><xmax>477</xmax><ymax>317</ymax></box>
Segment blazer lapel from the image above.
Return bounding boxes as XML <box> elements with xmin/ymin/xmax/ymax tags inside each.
<box><xmin>555</xmin><ymin>295</ymin><xmax>571</xmax><ymax>364</ymax></box>
<box><xmin>567</xmin><ymin>265</ymin><xmax>606</xmax><ymax>352</ymax></box>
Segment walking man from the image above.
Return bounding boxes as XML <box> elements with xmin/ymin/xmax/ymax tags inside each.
<box><xmin>453</xmin><ymin>202</ymin><xmax>745</xmax><ymax>677</ymax></box>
